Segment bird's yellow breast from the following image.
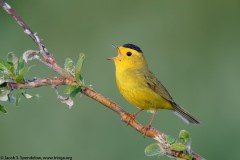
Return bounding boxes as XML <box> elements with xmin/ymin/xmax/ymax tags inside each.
<box><xmin>116</xmin><ymin>68</ymin><xmax>172</xmax><ymax>110</ymax></box>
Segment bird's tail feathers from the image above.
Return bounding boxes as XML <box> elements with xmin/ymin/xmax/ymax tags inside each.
<box><xmin>173</xmin><ymin>104</ymin><xmax>200</xmax><ymax>124</ymax></box>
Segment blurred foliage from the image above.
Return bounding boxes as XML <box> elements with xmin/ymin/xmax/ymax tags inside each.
<box><xmin>63</xmin><ymin>53</ymin><xmax>85</xmax><ymax>97</ymax></box>
<box><xmin>1</xmin><ymin>0</ymin><xmax>240</xmax><ymax>159</ymax></box>
<box><xmin>0</xmin><ymin>51</ymin><xmax>85</xmax><ymax>110</ymax></box>
<box><xmin>145</xmin><ymin>143</ymin><xmax>162</xmax><ymax>157</ymax></box>
<box><xmin>145</xmin><ymin>130</ymin><xmax>192</xmax><ymax>159</ymax></box>
<box><xmin>0</xmin><ymin>53</ymin><xmax>34</xmax><ymax>110</ymax></box>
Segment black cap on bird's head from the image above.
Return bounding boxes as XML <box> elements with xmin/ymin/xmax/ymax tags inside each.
<box><xmin>122</xmin><ymin>43</ymin><xmax>143</xmax><ymax>53</ymax></box>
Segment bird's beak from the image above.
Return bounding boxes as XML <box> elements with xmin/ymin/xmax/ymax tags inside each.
<box><xmin>107</xmin><ymin>44</ymin><xmax>119</xmax><ymax>60</ymax></box>
<box><xmin>111</xmin><ymin>44</ymin><xmax>117</xmax><ymax>48</ymax></box>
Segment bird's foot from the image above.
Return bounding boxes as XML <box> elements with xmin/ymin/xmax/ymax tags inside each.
<box><xmin>141</xmin><ymin>109</ymin><xmax>157</xmax><ymax>136</ymax></box>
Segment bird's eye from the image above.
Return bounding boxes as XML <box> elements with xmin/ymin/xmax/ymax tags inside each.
<box><xmin>126</xmin><ymin>52</ymin><xmax>132</xmax><ymax>56</ymax></box>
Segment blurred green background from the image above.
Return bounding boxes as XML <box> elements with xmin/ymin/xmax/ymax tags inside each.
<box><xmin>1</xmin><ymin>0</ymin><xmax>240</xmax><ymax>159</ymax></box>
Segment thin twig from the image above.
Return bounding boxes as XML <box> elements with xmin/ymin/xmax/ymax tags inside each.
<box><xmin>0</xmin><ymin>1</ymin><xmax>205</xmax><ymax>159</ymax></box>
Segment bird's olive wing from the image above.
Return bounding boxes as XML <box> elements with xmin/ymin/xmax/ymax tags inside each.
<box><xmin>143</xmin><ymin>70</ymin><xmax>174</xmax><ymax>103</ymax></box>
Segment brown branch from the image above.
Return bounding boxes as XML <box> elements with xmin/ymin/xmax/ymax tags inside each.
<box><xmin>6</xmin><ymin>78</ymin><xmax>77</xmax><ymax>89</ymax></box>
<box><xmin>0</xmin><ymin>1</ymin><xmax>205</xmax><ymax>160</ymax></box>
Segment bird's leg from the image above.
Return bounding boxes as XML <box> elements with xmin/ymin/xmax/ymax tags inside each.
<box><xmin>127</xmin><ymin>109</ymin><xmax>144</xmax><ymax>125</ymax></box>
<box><xmin>143</xmin><ymin>109</ymin><xmax>158</xmax><ymax>135</ymax></box>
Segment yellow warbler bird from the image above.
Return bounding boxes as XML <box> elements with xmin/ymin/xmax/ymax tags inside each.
<box><xmin>108</xmin><ymin>43</ymin><xmax>200</xmax><ymax>130</ymax></box>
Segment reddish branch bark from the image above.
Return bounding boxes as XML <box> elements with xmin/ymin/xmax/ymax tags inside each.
<box><xmin>0</xmin><ymin>1</ymin><xmax>205</xmax><ymax>160</ymax></box>
<box><xmin>6</xmin><ymin>78</ymin><xmax>76</xmax><ymax>89</ymax></box>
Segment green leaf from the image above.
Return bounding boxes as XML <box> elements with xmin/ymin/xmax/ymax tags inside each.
<box><xmin>80</xmin><ymin>74</ymin><xmax>84</xmax><ymax>82</ymax></box>
<box><xmin>15</xmin><ymin>59</ymin><xmax>30</xmax><ymax>82</ymax></box>
<box><xmin>144</xmin><ymin>143</ymin><xmax>161</xmax><ymax>157</ymax></box>
<box><xmin>0</xmin><ymin>59</ymin><xmax>12</xmax><ymax>75</ymax></box>
<box><xmin>65</xmin><ymin>86</ymin><xmax>81</xmax><ymax>98</ymax></box>
<box><xmin>65</xmin><ymin>86</ymin><xmax>77</xmax><ymax>94</ymax></box>
<box><xmin>179</xmin><ymin>130</ymin><xmax>190</xmax><ymax>145</ymax></box>
<box><xmin>16</xmin><ymin>66</ymin><xmax>29</xmax><ymax>82</ymax></box>
<box><xmin>166</xmin><ymin>135</ymin><xmax>176</xmax><ymax>144</ymax></box>
<box><xmin>18</xmin><ymin>59</ymin><xmax>25</xmax><ymax>71</ymax></box>
<box><xmin>0</xmin><ymin>59</ymin><xmax>11</xmax><ymax>70</ymax></box>
<box><xmin>15</xmin><ymin>89</ymin><xmax>25</xmax><ymax>106</ymax></box>
<box><xmin>9</xmin><ymin>65</ymin><xmax>16</xmax><ymax>78</ymax></box>
<box><xmin>16</xmin><ymin>92</ymin><xmax>21</xmax><ymax>106</ymax></box>
<box><xmin>179</xmin><ymin>130</ymin><xmax>190</xmax><ymax>140</ymax></box>
<box><xmin>75</xmin><ymin>53</ymin><xmax>85</xmax><ymax>83</ymax></box>
<box><xmin>188</xmin><ymin>154</ymin><xmax>193</xmax><ymax>160</ymax></box>
<box><xmin>6</xmin><ymin>53</ymin><xmax>19</xmax><ymax>78</ymax></box>
<box><xmin>70</xmin><ymin>87</ymin><xmax>81</xmax><ymax>98</ymax></box>
<box><xmin>170</xmin><ymin>142</ymin><xmax>186</xmax><ymax>151</ymax></box>
<box><xmin>64</xmin><ymin>58</ymin><xmax>75</xmax><ymax>74</ymax></box>
<box><xmin>0</xmin><ymin>104</ymin><xmax>7</xmax><ymax>113</ymax></box>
